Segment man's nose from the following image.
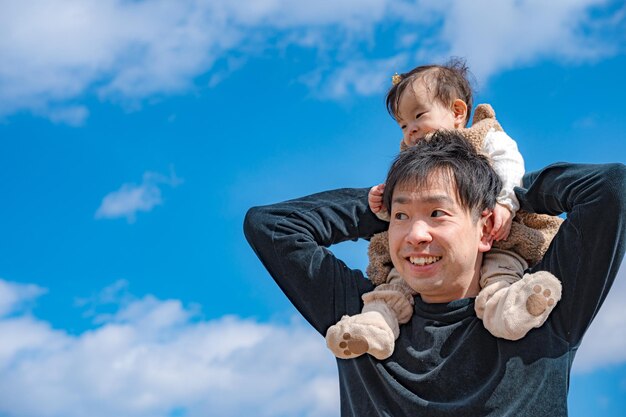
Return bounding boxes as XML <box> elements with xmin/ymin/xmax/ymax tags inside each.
<box><xmin>406</xmin><ymin>220</ymin><xmax>432</xmax><ymax>245</ymax></box>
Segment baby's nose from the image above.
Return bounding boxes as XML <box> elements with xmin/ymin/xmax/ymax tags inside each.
<box><xmin>404</xmin><ymin>130</ymin><xmax>421</xmax><ymax>147</ymax></box>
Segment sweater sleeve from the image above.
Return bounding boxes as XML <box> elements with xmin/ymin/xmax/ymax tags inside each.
<box><xmin>243</xmin><ymin>188</ymin><xmax>388</xmax><ymax>335</ymax></box>
<box><xmin>482</xmin><ymin>129</ymin><xmax>525</xmax><ymax>214</ymax></box>
<box><xmin>518</xmin><ymin>163</ymin><xmax>626</xmax><ymax>345</ymax></box>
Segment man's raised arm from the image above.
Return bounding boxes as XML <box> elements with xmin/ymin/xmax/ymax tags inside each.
<box><xmin>518</xmin><ymin>162</ymin><xmax>626</xmax><ymax>346</ymax></box>
<box><xmin>243</xmin><ymin>187</ymin><xmax>388</xmax><ymax>334</ymax></box>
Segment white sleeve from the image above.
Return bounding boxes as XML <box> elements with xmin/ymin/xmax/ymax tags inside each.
<box><xmin>482</xmin><ymin>129</ymin><xmax>525</xmax><ymax>214</ymax></box>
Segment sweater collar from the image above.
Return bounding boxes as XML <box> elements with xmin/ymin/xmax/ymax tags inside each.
<box><xmin>413</xmin><ymin>295</ymin><xmax>475</xmax><ymax>322</ymax></box>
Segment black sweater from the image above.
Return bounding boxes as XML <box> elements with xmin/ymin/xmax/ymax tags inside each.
<box><xmin>244</xmin><ymin>163</ymin><xmax>626</xmax><ymax>416</ymax></box>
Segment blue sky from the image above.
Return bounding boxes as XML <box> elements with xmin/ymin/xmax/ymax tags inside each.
<box><xmin>0</xmin><ymin>1</ymin><xmax>625</xmax><ymax>416</ymax></box>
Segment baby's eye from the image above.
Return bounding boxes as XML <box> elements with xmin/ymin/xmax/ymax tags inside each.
<box><xmin>431</xmin><ymin>210</ymin><xmax>446</xmax><ymax>218</ymax></box>
<box><xmin>394</xmin><ymin>212</ymin><xmax>408</xmax><ymax>220</ymax></box>
<box><xmin>400</xmin><ymin>124</ymin><xmax>407</xmax><ymax>130</ymax></box>
<box><xmin>415</xmin><ymin>112</ymin><xmax>426</xmax><ymax>119</ymax></box>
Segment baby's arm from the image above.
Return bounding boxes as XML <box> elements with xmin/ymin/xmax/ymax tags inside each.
<box><xmin>369</xmin><ymin>183</ymin><xmax>390</xmax><ymax>221</ymax></box>
<box><xmin>482</xmin><ymin>129</ymin><xmax>525</xmax><ymax>241</ymax></box>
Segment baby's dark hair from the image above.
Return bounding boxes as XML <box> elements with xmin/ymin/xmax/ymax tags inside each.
<box><xmin>386</xmin><ymin>57</ymin><xmax>474</xmax><ymax>127</ymax></box>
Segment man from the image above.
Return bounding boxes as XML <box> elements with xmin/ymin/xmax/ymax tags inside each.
<box><xmin>244</xmin><ymin>131</ymin><xmax>625</xmax><ymax>416</ymax></box>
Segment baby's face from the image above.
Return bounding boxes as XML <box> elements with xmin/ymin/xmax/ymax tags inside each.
<box><xmin>396</xmin><ymin>80</ymin><xmax>462</xmax><ymax>148</ymax></box>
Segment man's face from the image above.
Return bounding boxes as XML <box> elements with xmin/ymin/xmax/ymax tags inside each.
<box><xmin>387</xmin><ymin>174</ymin><xmax>492</xmax><ymax>303</ymax></box>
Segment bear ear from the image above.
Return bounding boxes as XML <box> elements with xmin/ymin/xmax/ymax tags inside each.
<box><xmin>472</xmin><ymin>103</ymin><xmax>496</xmax><ymax>124</ymax></box>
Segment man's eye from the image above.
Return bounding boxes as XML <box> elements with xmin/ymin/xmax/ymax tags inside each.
<box><xmin>431</xmin><ymin>210</ymin><xmax>446</xmax><ymax>218</ymax></box>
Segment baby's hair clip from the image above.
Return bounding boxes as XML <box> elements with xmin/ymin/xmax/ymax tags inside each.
<box><xmin>391</xmin><ymin>73</ymin><xmax>402</xmax><ymax>86</ymax></box>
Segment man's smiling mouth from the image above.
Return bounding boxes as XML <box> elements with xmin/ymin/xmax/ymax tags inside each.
<box><xmin>409</xmin><ymin>256</ymin><xmax>441</xmax><ymax>266</ymax></box>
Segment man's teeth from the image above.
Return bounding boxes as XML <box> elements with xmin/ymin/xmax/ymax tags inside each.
<box><xmin>409</xmin><ymin>256</ymin><xmax>441</xmax><ymax>265</ymax></box>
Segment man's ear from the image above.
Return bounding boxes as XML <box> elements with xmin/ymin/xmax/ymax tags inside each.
<box><xmin>451</xmin><ymin>99</ymin><xmax>468</xmax><ymax>128</ymax></box>
<box><xmin>478</xmin><ymin>209</ymin><xmax>494</xmax><ymax>253</ymax></box>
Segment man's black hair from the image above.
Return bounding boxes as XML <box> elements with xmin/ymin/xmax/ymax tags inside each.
<box><xmin>382</xmin><ymin>130</ymin><xmax>502</xmax><ymax>220</ymax></box>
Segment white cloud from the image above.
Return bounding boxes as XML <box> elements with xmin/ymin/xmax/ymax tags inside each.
<box><xmin>95</xmin><ymin>170</ymin><xmax>182</xmax><ymax>223</ymax></box>
<box><xmin>0</xmin><ymin>0</ymin><xmax>622</xmax><ymax>122</ymax></box>
<box><xmin>317</xmin><ymin>0</ymin><xmax>623</xmax><ymax>99</ymax></box>
<box><xmin>433</xmin><ymin>0</ymin><xmax>621</xmax><ymax>81</ymax></box>
<box><xmin>0</xmin><ymin>279</ymin><xmax>46</xmax><ymax>317</ymax></box>
<box><xmin>0</xmin><ymin>279</ymin><xmax>339</xmax><ymax>417</ymax></box>
<box><xmin>0</xmin><ymin>0</ymin><xmax>391</xmax><ymax>123</ymax></box>
<box><xmin>0</xmin><ymin>0</ymin><xmax>233</xmax><ymax>119</ymax></box>
<box><xmin>302</xmin><ymin>54</ymin><xmax>409</xmax><ymax>100</ymax></box>
<box><xmin>0</xmin><ymin>262</ymin><xmax>624</xmax><ymax>417</ymax></box>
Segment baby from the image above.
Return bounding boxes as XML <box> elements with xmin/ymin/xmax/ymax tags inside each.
<box><xmin>326</xmin><ymin>58</ymin><xmax>563</xmax><ymax>360</ymax></box>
